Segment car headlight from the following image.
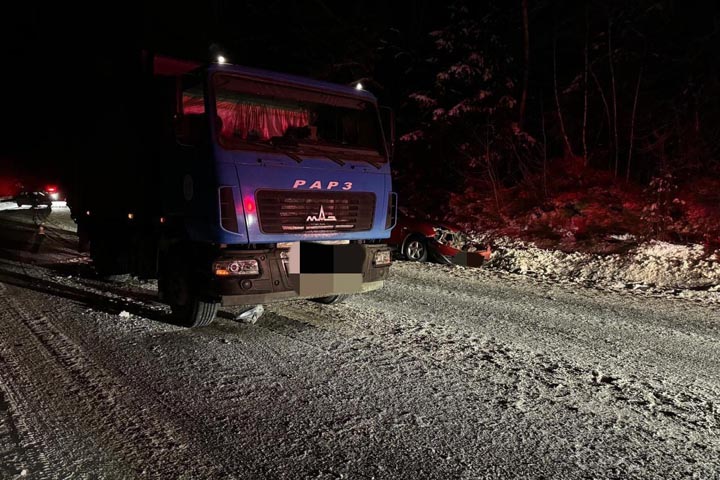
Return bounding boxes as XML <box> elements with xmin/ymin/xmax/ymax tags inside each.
<box><xmin>213</xmin><ymin>259</ymin><xmax>260</xmax><ymax>276</ymax></box>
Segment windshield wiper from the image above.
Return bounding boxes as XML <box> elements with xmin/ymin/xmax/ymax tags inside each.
<box><xmin>295</xmin><ymin>145</ymin><xmax>345</xmax><ymax>166</ymax></box>
<box><xmin>332</xmin><ymin>149</ymin><xmax>382</xmax><ymax>169</ymax></box>
<box><xmin>299</xmin><ymin>143</ymin><xmax>383</xmax><ymax>169</ymax></box>
<box><xmin>245</xmin><ymin>140</ymin><xmax>303</xmax><ymax>163</ymax></box>
<box><xmin>360</xmin><ymin>158</ymin><xmax>382</xmax><ymax>169</ymax></box>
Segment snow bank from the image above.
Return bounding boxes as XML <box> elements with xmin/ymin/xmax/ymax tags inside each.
<box><xmin>0</xmin><ymin>201</ymin><xmax>21</xmax><ymax>211</ymax></box>
<box><xmin>0</xmin><ymin>200</ymin><xmax>68</xmax><ymax>211</ymax></box>
<box><xmin>485</xmin><ymin>238</ymin><xmax>720</xmax><ymax>290</ymax></box>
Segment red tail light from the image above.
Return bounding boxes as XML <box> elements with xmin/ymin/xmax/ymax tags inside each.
<box><xmin>46</xmin><ymin>185</ymin><xmax>58</xmax><ymax>193</ymax></box>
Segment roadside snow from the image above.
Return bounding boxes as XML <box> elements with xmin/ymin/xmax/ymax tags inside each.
<box><xmin>0</xmin><ymin>201</ymin><xmax>68</xmax><ymax>211</ymax></box>
<box><xmin>2</xmin><ymin>203</ymin><xmax>720</xmax><ymax>478</ymax></box>
<box><xmin>608</xmin><ymin>233</ymin><xmax>636</xmax><ymax>242</ymax></box>
<box><xmin>0</xmin><ymin>201</ymin><xmax>22</xmax><ymax>211</ymax></box>
<box><xmin>482</xmin><ymin>237</ymin><xmax>720</xmax><ymax>300</ymax></box>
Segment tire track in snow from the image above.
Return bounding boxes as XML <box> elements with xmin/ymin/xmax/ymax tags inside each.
<box><xmin>265</xmin><ymin>278</ymin><xmax>720</xmax><ymax>478</ymax></box>
<box><xmin>375</xmin><ymin>272</ymin><xmax>720</xmax><ymax>446</ymax></box>
<box><xmin>0</xmin><ymin>386</ymin><xmax>27</xmax><ymax>479</ymax></box>
<box><xmin>0</xmin><ymin>281</ymin><xmax>50</xmax><ymax>480</ymax></box>
<box><xmin>0</xmin><ymin>281</ymin><xmax>227</xmax><ymax>478</ymax></box>
<box><xmin>0</xmin><ymin>280</ymin><xmax>74</xmax><ymax>479</ymax></box>
<box><xmin>2</xmin><ymin>206</ymin><xmax>720</xmax><ymax>478</ymax></box>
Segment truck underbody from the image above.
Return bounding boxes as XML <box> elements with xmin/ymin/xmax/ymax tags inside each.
<box><xmin>79</xmin><ymin>217</ymin><xmax>391</xmax><ymax>327</ymax></box>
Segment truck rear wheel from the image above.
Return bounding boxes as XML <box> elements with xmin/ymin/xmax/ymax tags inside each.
<box><xmin>90</xmin><ymin>234</ymin><xmax>130</xmax><ymax>278</ymax></box>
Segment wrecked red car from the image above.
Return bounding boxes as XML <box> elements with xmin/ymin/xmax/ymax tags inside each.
<box><xmin>389</xmin><ymin>212</ymin><xmax>491</xmax><ymax>266</ymax></box>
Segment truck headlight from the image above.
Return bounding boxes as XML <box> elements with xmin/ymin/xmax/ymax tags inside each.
<box><xmin>373</xmin><ymin>249</ymin><xmax>392</xmax><ymax>267</ymax></box>
<box><xmin>213</xmin><ymin>259</ymin><xmax>260</xmax><ymax>276</ymax></box>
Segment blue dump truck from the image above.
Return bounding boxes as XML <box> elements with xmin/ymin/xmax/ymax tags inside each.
<box><xmin>67</xmin><ymin>55</ymin><xmax>396</xmax><ymax>327</ymax></box>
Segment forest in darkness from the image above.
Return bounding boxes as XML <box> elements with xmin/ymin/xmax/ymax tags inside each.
<box><xmin>2</xmin><ymin>1</ymin><xmax>719</xmax><ymax>249</ymax></box>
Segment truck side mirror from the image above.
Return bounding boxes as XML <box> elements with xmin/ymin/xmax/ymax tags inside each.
<box><xmin>380</xmin><ymin>106</ymin><xmax>395</xmax><ymax>161</ymax></box>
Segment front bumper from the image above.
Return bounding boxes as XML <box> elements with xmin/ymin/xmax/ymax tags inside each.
<box><xmin>211</xmin><ymin>243</ymin><xmax>391</xmax><ymax>306</ymax></box>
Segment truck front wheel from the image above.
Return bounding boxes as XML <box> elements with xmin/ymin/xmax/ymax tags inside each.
<box><xmin>173</xmin><ymin>296</ymin><xmax>219</xmax><ymax>328</ymax></box>
<box><xmin>159</xmin><ymin>251</ymin><xmax>218</xmax><ymax>328</ymax></box>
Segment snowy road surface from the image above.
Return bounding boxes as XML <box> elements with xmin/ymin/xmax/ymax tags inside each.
<box><xmin>0</xmin><ymin>204</ymin><xmax>719</xmax><ymax>479</ymax></box>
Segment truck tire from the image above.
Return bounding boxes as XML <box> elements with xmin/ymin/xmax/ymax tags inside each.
<box><xmin>163</xmin><ymin>272</ymin><xmax>219</xmax><ymax>327</ymax></box>
<box><xmin>310</xmin><ymin>294</ymin><xmax>349</xmax><ymax>305</ymax></box>
<box><xmin>173</xmin><ymin>297</ymin><xmax>219</xmax><ymax>328</ymax></box>
<box><xmin>91</xmin><ymin>235</ymin><xmax>130</xmax><ymax>278</ymax></box>
<box><xmin>159</xmin><ymin>248</ymin><xmax>218</xmax><ymax>328</ymax></box>
<box><xmin>403</xmin><ymin>235</ymin><xmax>428</xmax><ymax>262</ymax></box>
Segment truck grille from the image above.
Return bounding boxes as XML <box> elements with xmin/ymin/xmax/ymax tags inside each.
<box><xmin>256</xmin><ymin>190</ymin><xmax>376</xmax><ymax>234</ymax></box>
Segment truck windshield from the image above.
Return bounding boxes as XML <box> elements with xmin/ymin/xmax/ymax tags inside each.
<box><xmin>208</xmin><ymin>74</ymin><xmax>385</xmax><ymax>160</ymax></box>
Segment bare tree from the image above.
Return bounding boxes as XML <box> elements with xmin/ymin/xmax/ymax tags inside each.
<box><xmin>590</xmin><ymin>67</ymin><xmax>612</xmax><ymax>168</ymax></box>
<box><xmin>485</xmin><ymin>125</ymin><xmax>502</xmax><ymax>215</ymax></box>
<box><xmin>582</xmin><ymin>3</ymin><xmax>589</xmax><ymax>167</ymax></box>
<box><xmin>608</xmin><ymin>16</ymin><xmax>619</xmax><ymax>177</ymax></box>
<box><xmin>626</xmin><ymin>67</ymin><xmax>643</xmax><ymax>181</ymax></box>
<box><xmin>553</xmin><ymin>27</ymin><xmax>575</xmax><ymax>158</ymax></box>
<box><xmin>541</xmin><ymin>95</ymin><xmax>548</xmax><ymax>198</ymax></box>
<box><xmin>519</xmin><ymin>0</ymin><xmax>530</xmax><ymax>129</ymax></box>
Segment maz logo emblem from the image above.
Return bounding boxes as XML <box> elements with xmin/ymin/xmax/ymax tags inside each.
<box><xmin>306</xmin><ymin>205</ymin><xmax>337</xmax><ymax>222</ymax></box>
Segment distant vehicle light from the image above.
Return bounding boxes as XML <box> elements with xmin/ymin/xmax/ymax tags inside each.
<box><xmin>217</xmin><ymin>55</ymin><xmax>227</xmax><ymax>64</ymax></box>
<box><xmin>46</xmin><ymin>185</ymin><xmax>58</xmax><ymax>193</ymax></box>
<box><xmin>128</xmin><ymin>213</ymin><xmax>135</xmax><ymax>220</ymax></box>
<box><xmin>355</xmin><ymin>82</ymin><xmax>364</xmax><ymax>90</ymax></box>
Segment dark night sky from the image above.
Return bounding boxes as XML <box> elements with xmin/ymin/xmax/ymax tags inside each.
<box><xmin>0</xmin><ymin>1</ymin><xmax>445</xmax><ymax>175</ymax></box>
<box><xmin>2</xmin><ymin>1</ymin><xmax>718</xmax><ymax>184</ymax></box>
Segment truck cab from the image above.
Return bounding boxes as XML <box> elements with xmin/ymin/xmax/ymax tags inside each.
<box><xmin>70</xmin><ymin>56</ymin><xmax>396</xmax><ymax>327</ymax></box>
